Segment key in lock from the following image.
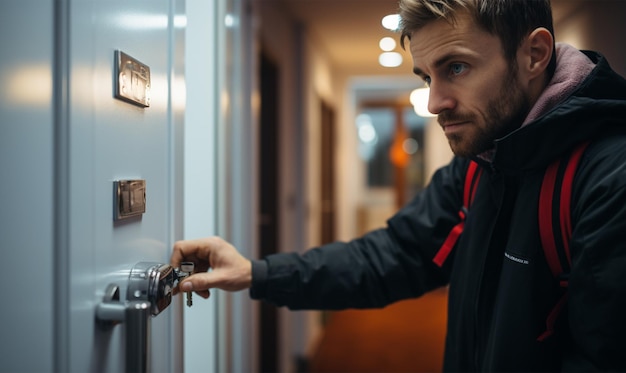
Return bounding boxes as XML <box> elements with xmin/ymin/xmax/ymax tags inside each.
<box><xmin>97</xmin><ymin>261</ymin><xmax>195</xmax><ymax>330</ymax></box>
<box><xmin>174</xmin><ymin>262</ymin><xmax>195</xmax><ymax>307</ymax></box>
<box><xmin>127</xmin><ymin>262</ymin><xmax>177</xmax><ymax>316</ymax></box>
<box><xmin>125</xmin><ymin>261</ymin><xmax>194</xmax><ymax>316</ymax></box>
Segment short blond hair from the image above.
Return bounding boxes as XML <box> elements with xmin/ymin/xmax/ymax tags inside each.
<box><xmin>398</xmin><ymin>0</ymin><xmax>556</xmax><ymax>76</ymax></box>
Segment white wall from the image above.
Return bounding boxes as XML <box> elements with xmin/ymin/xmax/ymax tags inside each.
<box><xmin>183</xmin><ymin>1</ymin><xmax>220</xmax><ymax>372</ymax></box>
<box><xmin>0</xmin><ymin>2</ymin><xmax>55</xmax><ymax>371</ymax></box>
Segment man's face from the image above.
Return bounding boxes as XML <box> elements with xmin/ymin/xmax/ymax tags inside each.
<box><xmin>410</xmin><ymin>12</ymin><xmax>531</xmax><ymax>157</ymax></box>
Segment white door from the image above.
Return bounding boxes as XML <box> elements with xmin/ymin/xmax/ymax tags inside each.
<box><xmin>1</xmin><ymin>1</ymin><xmax>57</xmax><ymax>371</ymax></box>
<box><xmin>0</xmin><ymin>1</ymin><xmax>185</xmax><ymax>372</ymax></box>
<box><xmin>64</xmin><ymin>1</ymin><xmax>186</xmax><ymax>372</ymax></box>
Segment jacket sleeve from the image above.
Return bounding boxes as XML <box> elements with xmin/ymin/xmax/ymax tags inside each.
<box><xmin>565</xmin><ymin>137</ymin><xmax>626</xmax><ymax>371</ymax></box>
<box><xmin>249</xmin><ymin>156</ymin><xmax>470</xmax><ymax>310</ymax></box>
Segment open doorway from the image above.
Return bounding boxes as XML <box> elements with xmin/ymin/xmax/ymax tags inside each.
<box><xmin>320</xmin><ymin>100</ymin><xmax>336</xmax><ymax>245</ymax></box>
<box><xmin>355</xmin><ymin>102</ymin><xmax>427</xmax><ymax>234</ymax></box>
<box><xmin>258</xmin><ymin>49</ymin><xmax>280</xmax><ymax>373</ymax></box>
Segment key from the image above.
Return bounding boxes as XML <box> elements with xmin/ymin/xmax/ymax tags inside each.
<box><xmin>179</xmin><ymin>262</ymin><xmax>194</xmax><ymax>307</ymax></box>
<box><xmin>175</xmin><ymin>262</ymin><xmax>195</xmax><ymax>307</ymax></box>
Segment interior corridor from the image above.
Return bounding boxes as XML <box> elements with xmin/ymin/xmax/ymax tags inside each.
<box><xmin>310</xmin><ymin>287</ymin><xmax>448</xmax><ymax>373</ymax></box>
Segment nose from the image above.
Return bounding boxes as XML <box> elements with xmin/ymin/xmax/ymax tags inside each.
<box><xmin>427</xmin><ymin>82</ymin><xmax>456</xmax><ymax>115</ymax></box>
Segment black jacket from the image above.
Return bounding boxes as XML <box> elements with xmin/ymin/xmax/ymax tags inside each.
<box><xmin>250</xmin><ymin>51</ymin><xmax>626</xmax><ymax>371</ymax></box>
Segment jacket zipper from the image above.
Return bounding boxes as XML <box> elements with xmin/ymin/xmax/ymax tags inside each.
<box><xmin>472</xmin><ymin>169</ymin><xmax>508</xmax><ymax>370</ymax></box>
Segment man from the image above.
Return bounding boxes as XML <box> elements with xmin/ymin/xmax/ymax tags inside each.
<box><xmin>171</xmin><ymin>0</ymin><xmax>626</xmax><ymax>370</ymax></box>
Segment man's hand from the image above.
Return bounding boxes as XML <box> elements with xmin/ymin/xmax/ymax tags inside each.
<box><xmin>170</xmin><ymin>237</ymin><xmax>252</xmax><ymax>300</ymax></box>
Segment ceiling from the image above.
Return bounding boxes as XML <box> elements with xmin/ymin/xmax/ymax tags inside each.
<box><xmin>279</xmin><ymin>0</ymin><xmax>413</xmax><ymax>77</ymax></box>
<box><xmin>277</xmin><ymin>0</ymin><xmax>586</xmax><ymax>80</ymax></box>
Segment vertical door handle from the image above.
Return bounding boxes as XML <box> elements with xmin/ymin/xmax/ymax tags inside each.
<box><xmin>125</xmin><ymin>300</ymin><xmax>151</xmax><ymax>373</ymax></box>
<box><xmin>96</xmin><ymin>262</ymin><xmax>180</xmax><ymax>373</ymax></box>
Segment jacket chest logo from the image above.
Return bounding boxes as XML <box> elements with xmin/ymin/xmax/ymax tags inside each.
<box><xmin>504</xmin><ymin>252</ymin><xmax>530</xmax><ymax>265</ymax></box>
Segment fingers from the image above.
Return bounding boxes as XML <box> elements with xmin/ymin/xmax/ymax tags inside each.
<box><xmin>172</xmin><ymin>281</ymin><xmax>210</xmax><ymax>299</ymax></box>
<box><xmin>170</xmin><ymin>238</ymin><xmax>205</xmax><ymax>268</ymax></box>
<box><xmin>170</xmin><ymin>237</ymin><xmax>252</xmax><ymax>302</ymax></box>
<box><xmin>174</xmin><ymin>273</ymin><xmax>215</xmax><ymax>298</ymax></box>
<box><xmin>170</xmin><ymin>236</ymin><xmax>222</xmax><ymax>268</ymax></box>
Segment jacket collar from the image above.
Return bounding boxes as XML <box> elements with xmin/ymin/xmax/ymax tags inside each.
<box><xmin>476</xmin><ymin>44</ymin><xmax>595</xmax><ymax>165</ymax></box>
<box><xmin>484</xmin><ymin>48</ymin><xmax>626</xmax><ymax>172</ymax></box>
<box><xmin>522</xmin><ymin>43</ymin><xmax>596</xmax><ymax>127</ymax></box>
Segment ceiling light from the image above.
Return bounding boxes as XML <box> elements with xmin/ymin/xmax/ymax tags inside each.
<box><xmin>410</xmin><ymin>88</ymin><xmax>436</xmax><ymax>117</ymax></box>
<box><xmin>358</xmin><ymin>123</ymin><xmax>378</xmax><ymax>144</ymax></box>
<box><xmin>403</xmin><ymin>138</ymin><xmax>419</xmax><ymax>154</ymax></box>
<box><xmin>379</xmin><ymin>52</ymin><xmax>403</xmax><ymax>67</ymax></box>
<box><xmin>382</xmin><ymin>14</ymin><xmax>400</xmax><ymax>31</ymax></box>
<box><xmin>224</xmin><ymin>14</ymin><xmax>236</xmax><ymax>28</ymax></box>
<box><xmin>379</xmin><ymin>37</ymin><xmax>396</xmax><ymax>52</ymax></box>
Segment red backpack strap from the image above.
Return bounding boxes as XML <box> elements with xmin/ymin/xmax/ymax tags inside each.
<box><xmin>537</xmin><ymin>141</ymin><xmax>590</xmax><ymax>341</ymax></box>
<box><xmin>433</xmin><ymin>161</ymin><xmax>483</xmax><ymax>267</ymax></box>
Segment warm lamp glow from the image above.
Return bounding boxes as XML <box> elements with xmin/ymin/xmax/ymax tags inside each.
<box><xmin>382</xmin><ymin>14</ymin><xmax>400</xmax><ymax>31</ymax></box>
<box><xmin>379</xmin><ymin>37</ymin><xmax>396</xmax><ymax>52</ymax></box>
<box><xmin>410</xmin><ymin>88</ymin><xmax>436</xmax><ymax>117</ymax></box>
<box><xmin>378</xmin><ymin>52</ymin><xmax>403</xmax><ymax>67</ymax></box>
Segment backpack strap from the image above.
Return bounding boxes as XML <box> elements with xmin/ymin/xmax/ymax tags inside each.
<box><xmin>433</xmin><ymin>161</ymin><xmax>483</xmax><ymax>267</ymax></box>
<box><xmin>537</xmin><ymin>141</ymin><xmax>590</xmax><ymax>341</ymax></box>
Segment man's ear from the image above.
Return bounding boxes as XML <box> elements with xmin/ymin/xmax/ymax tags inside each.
<box><xmin>523</xmin><ymin>27</ymin><xmax>554</xmax><ymax>80</ymax></box>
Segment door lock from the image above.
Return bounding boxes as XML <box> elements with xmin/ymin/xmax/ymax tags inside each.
<box><xmin>96</xmin><ymin>261</ymin><xmax>195</xmax><ymax>372</ymax></box>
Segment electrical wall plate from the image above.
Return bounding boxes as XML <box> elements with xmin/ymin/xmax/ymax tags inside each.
<box><xmin>114</xmin><ymin>179</ymin><xmax>146</xmax><ymax>221</ymax></box>
<box><xmin>114</xmin><ymin>50</ymin><xmax>151</xmax><ymax>107</ymax></box>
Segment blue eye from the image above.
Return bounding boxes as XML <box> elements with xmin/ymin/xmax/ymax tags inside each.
<box><xmin>450</xmin><ymin>63</ymin><xmax>467</xmax><ymax>76</ymax></box>
<box><xmin>423</xmin><ymin>76</ymin><xmax>432</xmax><ymax>86</ymax></box>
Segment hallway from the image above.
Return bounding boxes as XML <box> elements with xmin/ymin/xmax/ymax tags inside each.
<box><xmin>310</xmin><ymin>288</ymin><xmax>448</xmax><ymax>373</ymax></box>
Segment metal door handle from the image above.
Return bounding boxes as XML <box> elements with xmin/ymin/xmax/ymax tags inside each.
<box><xmin>95</xmin><ymin>262</ymin><xmax>179</xmax><ymax>373</ymax></box>
<box><xmin>125</xmin><ymin>300</ymin><xmax>151</xmax><ymax>373</ymax></box>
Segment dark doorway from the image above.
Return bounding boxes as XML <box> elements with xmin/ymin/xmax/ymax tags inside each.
<box><xmin>258</xmin><ymin>50</ymin><xmax>280</xmax><ymax>373</ymax></box>
<box><xmin>320</xmin><ymin>100</ymin><xmax>336</xmax><ymax>244</ymax></box>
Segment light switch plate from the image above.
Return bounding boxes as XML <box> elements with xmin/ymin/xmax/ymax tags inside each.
<box><xmin>114</xmin><ymin>180</ymin><xmax>146</xmax><ymax>221</ymax></box>
<box><xmin>114</xmin><ymin>51</ymin><xmax>151</xmax><ymax>107</ymax></box>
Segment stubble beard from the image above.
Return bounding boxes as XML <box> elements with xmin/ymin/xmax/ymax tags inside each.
<box><xmin>441</xmin><ymin>63</ymin><xmax>531</xmax><ymax>158</ymax></box>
